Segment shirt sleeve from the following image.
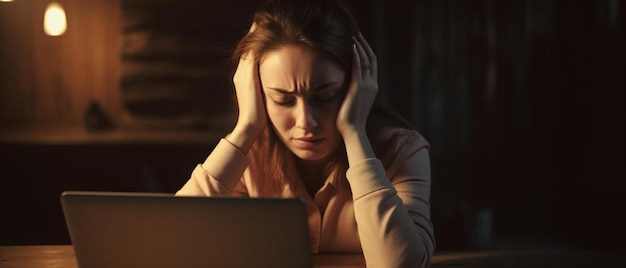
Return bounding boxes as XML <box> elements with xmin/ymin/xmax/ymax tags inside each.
<box><xmin>346</xmin><ymin>133</ymin><xmax>434</xmax><ymax>268</ymax></box>
<box><xmin>176</xmin><ymin>138</ymin><xmax>249</xmax><ymax>196</ymax></box>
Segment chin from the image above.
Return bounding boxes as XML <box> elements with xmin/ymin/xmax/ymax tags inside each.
<box><xmin>291</xmin><ymin>149</ymin><xmax>330</xmax><ymax>162</ymax></box>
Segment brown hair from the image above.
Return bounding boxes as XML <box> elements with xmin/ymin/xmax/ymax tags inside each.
<box><xmin>233</xmin><ymin>0</ymin><xmax>359</xmax><ymax>69</ymax></box>
<box><xmin>232</xmin><ymin>0</ymin><xmax>413</xmax><ymax>194</ymax></box>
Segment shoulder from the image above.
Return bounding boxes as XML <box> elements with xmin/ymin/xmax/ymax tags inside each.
<box><xmin>372</xmin><ymin>127</ymin><xmax>430</xmax><ymax>177</ymax></box>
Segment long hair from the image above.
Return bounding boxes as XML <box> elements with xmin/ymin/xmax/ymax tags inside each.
<box><xmin>231</xmin><ymin>0</ymin><xmax>413</xmax><ymax>194</ymax></box>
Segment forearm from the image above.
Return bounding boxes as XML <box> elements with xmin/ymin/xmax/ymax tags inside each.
<box><xmin>226</xmin><ymin>123</ymin><xmax>263</xmax><ymax>155</ymax></box>
<box><xmin>353</xmin><ymin>186</ymin><xmax>433</xmax><ymax>268</ymax></box>
<box><xmin>342</xmin><ymin>128</ymin><xmax>376</xmax><ymax>168</ymax></box>
<box><xmin>346</xmin><ymin>150</ymin><xmax>434</xmax><ymax>267</ymax></box>
<box><xmin>176</xmin><ymin>138</ymin><xmax>250</xmax><ymax>196</ymax></box>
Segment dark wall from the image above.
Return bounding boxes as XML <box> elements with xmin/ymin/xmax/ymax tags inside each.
<box><xmin>0</xmin><ymin>142</ymin><xmax>214</xmax><ymax>245</ymax></box>
<box><xmin>350</xmin><ymin>0</ymin><xmax>625</xmax><ymax>251</ymax></box>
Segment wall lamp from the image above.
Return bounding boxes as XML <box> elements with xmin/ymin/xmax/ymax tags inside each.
<box><xmin>44</xmin><ymin>1</ymin><xmax>67</xmax><ymax>36</ymax></box>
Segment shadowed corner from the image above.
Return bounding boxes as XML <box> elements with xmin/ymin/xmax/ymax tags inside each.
<box><xmin>430</xmin><ymin>249</ymin><xmax>626</xmax><ymax>268</ymax></box>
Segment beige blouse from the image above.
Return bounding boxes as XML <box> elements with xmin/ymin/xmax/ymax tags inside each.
<box><xmin>176</xmin><ymin>127</ymin><xmax>435</xmax><ymax>267</ymax></box>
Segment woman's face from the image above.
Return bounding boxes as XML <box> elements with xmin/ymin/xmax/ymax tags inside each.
<box><xmin>259</xmin><ymin>45</ymin><xmax>347</xmax><ymax>163</ymax></box>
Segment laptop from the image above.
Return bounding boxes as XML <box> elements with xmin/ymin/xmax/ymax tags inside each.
<box><xmin>61</xmin><ymin>191</ymin><xmax>312</xmax><ymax>268</ymax></box>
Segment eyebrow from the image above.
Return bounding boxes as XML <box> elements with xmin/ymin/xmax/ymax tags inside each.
<box><xmin>266</xmin><ymin>82</ymin><xmax>338</xmax><ymax>94</ymax></box>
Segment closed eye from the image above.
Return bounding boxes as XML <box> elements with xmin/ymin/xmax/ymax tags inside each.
<box><xmin>270</xmin><ymin>94</ymin><xmax>296</xmax><ymax>106</ymax></box>
<box><xmin>266</xmin><ymin>87</ymin><xmax>295</xmax><ymax>106</ymax></box>
<box><xmin>266</xmin><ymin>83</ymin><xmax>341</xmax><ymax>106</ymax></box>
<box><xmin>312</xmin><ymin>90</ymin><xmax>338</xmax><ymax>101</ymax></box>
<box><xmin>274</xmin><ymin>99</ymin><xmax>295</xmax><ymax>106</ymax></box>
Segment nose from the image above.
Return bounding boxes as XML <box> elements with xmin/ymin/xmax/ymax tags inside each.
<box><xmin>294</xmin><ymin>100</ymin><xmax>318</xmax><ymax>130</ymax></box>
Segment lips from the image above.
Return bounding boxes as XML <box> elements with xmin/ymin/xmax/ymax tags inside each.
<box><xmin>293</xmin><ymin>137</ymin><xmax>324</xmax><ymax>149</ymax></box>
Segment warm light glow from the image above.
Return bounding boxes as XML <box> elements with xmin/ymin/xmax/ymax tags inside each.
<box><xmin>1</xmin><ymin>0</ymin><xmax>15</xmax><ymax>2</ymax></box>
<box><xmin>44</xmin><ymin>2</ymin><xmax>67</xmax><ymax>36</ymax></box>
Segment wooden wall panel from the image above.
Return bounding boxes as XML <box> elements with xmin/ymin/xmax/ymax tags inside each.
<box><xmin>119</xmin><ymin>0</ymin><xmax>257</xmax><ymax>130</ymax></box>
<box><xmin>0</xmin><ymin>0</ymin><xmax>122</xmax><ymax>129</ymax></box>
<box><xmin>1</xmin><ymin>1</ymin><xmax>37</xmax><ymax>127</ymax></box>
<box><xmin>0</xmin><ymin>0</ymin><xmax>258</xmax><ymax>131</ymax></box>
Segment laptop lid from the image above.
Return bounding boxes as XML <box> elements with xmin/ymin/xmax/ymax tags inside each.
<box><xmin>61</xmin><ymin>191</ymin><xmax>312</xmax><ymax>268</ymax></box>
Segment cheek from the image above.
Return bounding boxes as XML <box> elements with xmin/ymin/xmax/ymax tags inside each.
<box><xmin>325</xmin><ymin>98</ymin><xmax>344</xmax><ymax>119</ymax></box>
<box><xmin>314</xmin><ymin>103</ymin><xmax>341</xmax><ymax>132</ymax></box>
<box><xmin>265</xmin><ymin>103</ymin><xmax>293</xmax><ymax>130</ymax></box>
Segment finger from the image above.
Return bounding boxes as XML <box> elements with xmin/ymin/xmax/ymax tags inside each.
<box><xmin>248</xmin><ymin>22</ymin><xmax>257</xmax><ymax>33</ymax></box>
<box><xmin>234</xmin><ymin>50</ymin><xmax>259</xmax><ymax>92</ymax></box>
<box><xmin>356</xmin><ymin>32</ymin><xmax>377</xmax><ymax>77</ymax></box>
<box><xmin>356</xmin><ymin>32</ymin><xmax>376</xmax><ymax>64</ymax></box>
<box><xmin>238</xmin><ymin>50</ymin><xmax>252</xmax><ymax>66</ymax></box>
<box><xmin>244</xmin><ymin>50</ymin><xmax>255</xmax><ymax>66</ymax></box>
<box><xmin>241</xmin><ymin>50</ymin><xmax>260</xmax><ymax>88</ymax></box>
<box><xmin>353</xmin><ymin>36</ymin><xmax>374</xmax><ymax>77</ymax></box>
<box><xmin>351</xmin><ymin>42</ymin><xmax>362</xmax><ymax>84</ymax></box>
<box><xmin>252</xmin><ymin>53</ymin><xmax>261</xmax><ymax>88</ymax></box>
<box><xmin>353</xmin><ymin>36</ymin><xmax>369</xmax><ymax>66</ymax></box>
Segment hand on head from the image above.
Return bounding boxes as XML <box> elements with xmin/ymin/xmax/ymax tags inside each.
<box><xmin>336</xmin><ymin>33</ymin><xmax>379</xmax><ymax>136</ymax></box>
<box><xmin>232</xmin><ymin>49</ymin><xmax>267</xmax><ymax>140</ymax></box>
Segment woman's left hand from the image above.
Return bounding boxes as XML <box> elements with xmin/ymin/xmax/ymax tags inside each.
<box><xmin>336</xmin><ymin>33</ymin><xmax>379</xmax><ymax>137</ymax></box>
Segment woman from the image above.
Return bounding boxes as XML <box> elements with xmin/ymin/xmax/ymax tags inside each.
<box><xmin>177</xmin><ymin>0</ymin><xmax>435</xmax><ymax>266</ymax></box>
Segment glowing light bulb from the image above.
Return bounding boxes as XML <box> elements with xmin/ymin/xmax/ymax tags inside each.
<box><xmin>44</xmin><ymin>2</ymin><xmax>67</xmax><ymax>36</ymax></box>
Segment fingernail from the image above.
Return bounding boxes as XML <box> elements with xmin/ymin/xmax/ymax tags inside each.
<box><xmin>358</xmin><ymin>31</ymin><xmax>363</xmax><ymax>37</ymax></box>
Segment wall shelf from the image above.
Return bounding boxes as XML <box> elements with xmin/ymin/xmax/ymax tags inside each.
<box><xmin>0</xmin><ymin>126</ymin><xmax>225</xmax><ymax>146</ymax></box>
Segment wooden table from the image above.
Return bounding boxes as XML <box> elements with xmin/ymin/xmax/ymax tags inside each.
<box><xmin>1</xmin><ymin>245</ymin><xmax>625</xmax><ymax>268</ymax></box>
<box><xmin>0</xmin><ymin>245</ymin><xmax>365</xmax><ymax>268</ymax></box>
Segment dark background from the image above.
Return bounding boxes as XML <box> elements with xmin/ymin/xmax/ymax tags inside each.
<box><xmin>354</xmin><ymin>0</ymin><xmax>625</xmax><ymax>252</ymax></box>
<box><xmin>1</xmin><ymin>0</ymin><xmax>624</xmax><ymax>252</ymax></box>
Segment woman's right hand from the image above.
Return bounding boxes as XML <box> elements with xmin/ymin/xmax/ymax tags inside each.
<box><xmin>227</xmin><ymin>50</ymin><xmax>267</xmax><ymax>153</ymax></box>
